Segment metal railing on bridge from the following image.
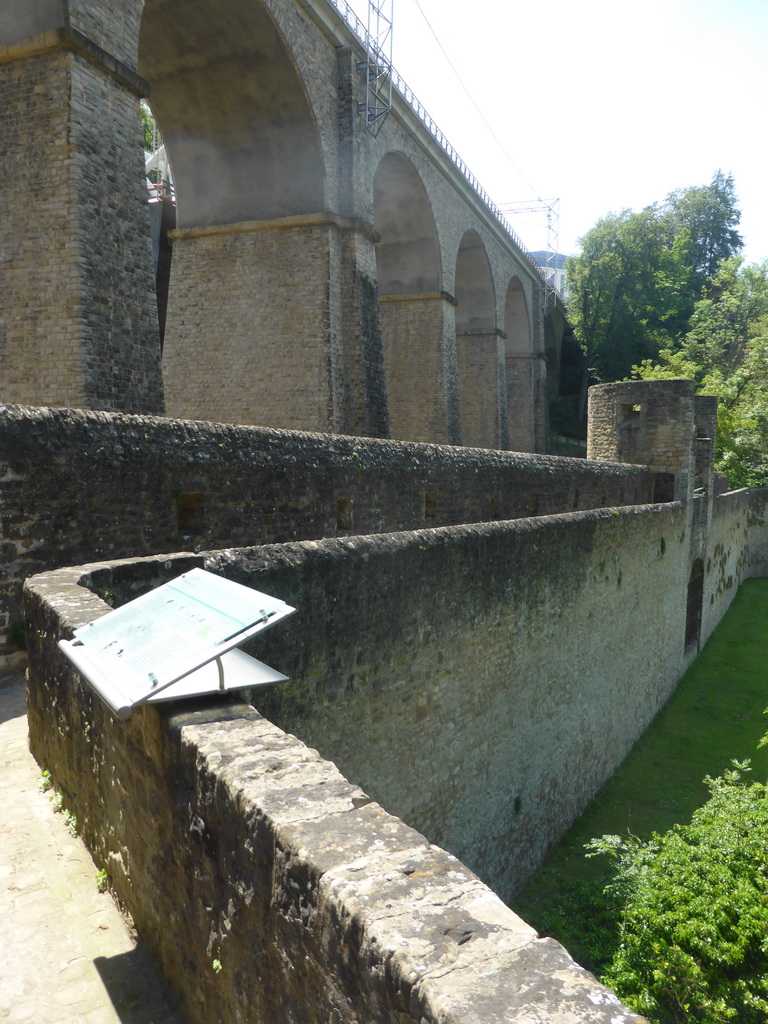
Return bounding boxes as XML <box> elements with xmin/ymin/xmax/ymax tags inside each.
<box><xmin>327</xmin><ymin>0</ymin><xmax>562</xmax><ymax>306</ymax></box>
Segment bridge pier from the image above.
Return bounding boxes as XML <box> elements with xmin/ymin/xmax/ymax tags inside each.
<box><xmin>0</xmin><ymin>17</ymin><xmax>164</xmax><ymax>414</ymax></box>
<box><xmin>338</xmin><ymin>228</ymin><xmax>389</xmax><ymax>438</ymax></box>
<box><xmin>456</xmin><ymin>330</ymin><xmax>505</xmax><ymax>449</ymax></box>
<box><xmin>163</xmin><ymin>217</ymin><xmax>347</xmax><ymax>432</ymax></box>
<box><xmin>380</xmin><ymin>293</ymin><xmax>461</xmax><ymax>445</ymax></box>
<box><xmin>505</xmin><ymin>353</ymin><xmax>549</xmax><ymax>453</ymax></box>
<box><xmin>163</xmin><ymin>214</ymin><xmax>394</xmax><ymax>437</ymax></box>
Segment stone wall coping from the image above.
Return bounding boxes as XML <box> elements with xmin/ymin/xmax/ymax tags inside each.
<box><xmin>169</xmin><ymin>210</ymin><xmax>378</xmax><ymax>243</ymax></box>
<box><xmin>379</xmin><ymin>290</ymin><xmax>458</xmax><ymax>306</ymax></box>
<box><xmin>0</xmin><ymin>403</ymin><xmax>646</xmax><ymax>479</ymax></box>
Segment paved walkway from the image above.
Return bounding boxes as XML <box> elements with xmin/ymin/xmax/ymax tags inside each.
<box><xmin>0</xmin><ymin>674</ymin><xmax>181</xmax><ymax>1024</ymax></box>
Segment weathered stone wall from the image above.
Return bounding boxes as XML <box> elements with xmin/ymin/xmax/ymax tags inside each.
<box><xmin>25</xmin><ymin>492</ymin><xmax>753</xmax><ymax>907</ymax></box>
<box><xmin>702</xmin><ymin>490</ymin><xmax>751</xmax><ymax>642</ymax></box>
<box><xmin>747</xmin><ymin>490</ymin><xmax>768</xmax><ymax>576</ymax></box>
<box><xmin>588</xmin><ymin>379</ymin><xmax>697</xmax><ymax>501</ymax></box>
<box><xmin>0</xmin><ymin>404</ymin><xmax>653</xmax><ymax>662</ymax></box>
<box><xmin>23</xmin><ymin>555</ymin><xmax>641</xmax><ymax>1024</ymax></box>
<box><xmin>205</xmin><ymin>505</ymin><xmax>700</xmax><ymax>900</ymax></box>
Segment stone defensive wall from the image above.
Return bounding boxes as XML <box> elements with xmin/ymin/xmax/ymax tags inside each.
<box><xmin>25</xmin><ymin>552</ymin><xmax>645</xmax><ymax>1024</ymax></box>
<box><xmin>0</xmin><ymin>403</ymin><xmax>652</xmax><ymax>665</ymax></box>
<box><xmin>21</xmin><ymin>484</ymin><xmax>768</xmax><ymax>1023</ymax></box>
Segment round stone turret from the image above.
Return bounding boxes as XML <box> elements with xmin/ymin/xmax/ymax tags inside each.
<box><xmin>587</xmin><ymin>379</ymin><xmax>702</xmax><ymax>502</ymax></box>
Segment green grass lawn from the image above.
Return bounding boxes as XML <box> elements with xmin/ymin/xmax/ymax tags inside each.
<box><xmin>512</xmin><ymin>577</ymin><xmax>768</xmax><ymax>973</ymax></box>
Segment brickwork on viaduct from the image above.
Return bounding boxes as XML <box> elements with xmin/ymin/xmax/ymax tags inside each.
<box><xmin>0</xmin><ymin>0</ymin><xmax>564</xmax><ymax>451</ymax></box>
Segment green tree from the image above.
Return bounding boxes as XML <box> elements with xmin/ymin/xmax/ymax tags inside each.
<box><xmin>567</xmin><ymin>173</ymin><xmax>743</xmax><ymax>384</ymax></box>
<box><xmin>633</xmin><ymin>258</ymin><xmax>768</xmax><ymax>487</ymax></box>
<box><xmin>663</xmin><ymin>171</ymin><xmax>743</xmax><ymax>288</ymax></box>
<box><xmin>567</xmin><ymin>207</ymin><xmax>693</xmax><ymax>381</ymax></box>
<box><xmin>141</xmin><ymin>101</ymin><xmax>157</xmax><ymax>154</ymax></box>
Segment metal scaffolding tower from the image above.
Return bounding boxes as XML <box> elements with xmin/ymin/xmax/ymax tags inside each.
<box><xmin>357</xmin><ymin>0</ymin><xmax>393</xmax><ymax>135</ymax></box>
<box><xmin>499</xmin><ymin>198</ymin><xmax>561</xmax><ymax>310</ymax></box>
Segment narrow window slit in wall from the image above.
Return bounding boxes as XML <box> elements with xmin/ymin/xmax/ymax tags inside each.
<box><xmin>619</xmin><ymin>403</ymin><xmax>642</xmax><ymax>429</ymax></box>
<box><xmin>572</xmin><ymin>489</ymin><xmax>580</xmax><ymax>510</ymax></box>
<box><xmin>336</xmin><ymin>497</ymin><xmax>353</xmax><ymax>531</ymax></box>
<box><xmin>424</xmin><ymin>491</ymin><xmax>438</xmax><ymax>519</ymax></box>
<box><xmin>528</xmin><ymin>493</ymin><xmax>539</xmax><ymax>516</ymax></box>
<box><xmin>176</xmin><ymin>492</ymin><xmax>204</xmax><ymax>534</ymax></box>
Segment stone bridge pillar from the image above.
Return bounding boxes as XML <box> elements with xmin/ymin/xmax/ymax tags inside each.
<box><xmin>456</xmin><ymin>330</ymin><xmax>504</xmax><ymax>449</ymax></box>
<box><xmin>338</xmin><ymin>227</ymin><xmax>389</xmax><ymax>438</ymax></box>
<box><xmin>162</xmin><ymin>215</ymin><xmax>390</xmax><ymax>437</ymax></box>
<box><xmin>163</xmin><ymin>217</ymin><xmax>341</xmax><ymax>432</ymax></box>
<box><xmin>505</xmin><ymin>353</ymin><xmax>548</xmax><ymax>453</ymax></box>
<box><xmin>380</xmin><ymin>293</ymin><xmax>461</xmax><ymax>445</ymax></box>
<box><xmin>0</xmin><ymin>3</ymin><xmax>164</xmax><ymax>414</ymax></box>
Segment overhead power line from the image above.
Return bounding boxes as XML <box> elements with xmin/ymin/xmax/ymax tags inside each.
<box><xmin>411</xmin><ymin>0</ymin><xmax>541</xmax><ymax>199</ymax></box>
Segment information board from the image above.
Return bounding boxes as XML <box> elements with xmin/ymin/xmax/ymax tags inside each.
<box><xmin>58</xmin><ymin>568</ymin><xmax>295</xmax><ymax>720</ymax></box>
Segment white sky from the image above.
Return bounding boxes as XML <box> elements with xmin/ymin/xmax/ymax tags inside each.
<box><xmin>343</xmin><ymin>0</ymin><xmax>768</xmax><ymax>262</ymax></box>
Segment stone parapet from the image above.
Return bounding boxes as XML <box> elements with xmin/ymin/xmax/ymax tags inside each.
<box><xmin>0</xmin><ymin>403</ymin><xmax>653</xmax><ymax>661</ymax></box>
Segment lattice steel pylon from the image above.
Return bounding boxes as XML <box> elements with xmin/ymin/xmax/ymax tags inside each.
<box><xmin>357</xmin><ymin>0</ymin><xmax>393</xmax><ymax>135</ymax></box>
<box><xmin>499</xmin><ymin>198</ymin><xmax>561</xmax><ymax>311</ymax></box>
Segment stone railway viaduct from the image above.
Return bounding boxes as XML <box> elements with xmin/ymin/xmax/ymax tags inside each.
<box><xmin>1</xmin><ymin>0</ymin><xmax>566</xmax><ymax>451</ymax></box>
<box><xmin>5</xmin><ymin>3</ymin><xmax>757</xmax><ymax>1022</ymax></box>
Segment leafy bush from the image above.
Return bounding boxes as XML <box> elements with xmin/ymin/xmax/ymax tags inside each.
<box><xmin>588</xmin><ymin>762</ymin><xmax>768</xmax><ymax>1023</ymax></box>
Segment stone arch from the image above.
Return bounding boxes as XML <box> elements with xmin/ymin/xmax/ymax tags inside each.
<box><xmin>454</xmin><ymin>231</ymin><xmax>500</xmax><ymax>448</ymax></box>
<box><xmin>503</xmin><ymin>277</ymin><xmax>530</xmax><ymax>355</ymax></box>
<box><xmin>138</xmin><ymin>0</ymin><xmax>326</xmax><ymax>228</ymax></box>
<box><xmin>144</xmin><ymin>0</ymin><xmax>344</xmax><ymax>433</ymax></box>
<box><xmin>374</xmin><ymin>152</ymin><xmax>440</xmax><ymax>295</ymax></box>
<box><xmin>374</xmin><ymin>152</ymin><xmax>452</xmax><ymax>442</ymax></box>
<box><xmin>455</xmin><ymin>231</ymin><xmax>495</xmax><ymax>332</ymax></box>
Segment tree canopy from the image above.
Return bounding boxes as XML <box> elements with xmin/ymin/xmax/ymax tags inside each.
<box><xmin>663</xmin><ymin>171</ymin><xmax>743</xmax><ymax>288</ymax></box>
<box><xmin>565</xmin><ymin>171</ymin><xmax>768</xmax><ymax>487</ymax></box>
<box><xmin>632</xmin><ymin>258</ymin><xmax>768</xmax><ymax>487</ymax></box>
<box><xmin>567</xmin><ymin>172</ymin><xmax>743</xmax><ymax>383</ymax></box>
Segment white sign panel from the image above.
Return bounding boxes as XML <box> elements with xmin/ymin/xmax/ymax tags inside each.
<box><xmin>58</xmin><ymin>568</ymin><xmax>295</xmax><ymax>720</ymax></box>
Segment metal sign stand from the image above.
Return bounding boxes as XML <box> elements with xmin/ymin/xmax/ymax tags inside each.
<box><xmin>58</xmin><ymin>568</ymin><xmax>295</xmax><ymax>721</ymax></box>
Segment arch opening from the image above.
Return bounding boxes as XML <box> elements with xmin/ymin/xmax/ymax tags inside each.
<box><xmin>374</xmin><ymin>153</ymin><xmax>449</xmax><ymax>442</ymax></box>
<box><xmin>454</xmin><ymin>231</ymin><xmax>499</xmax><ymax>448</ymax></box>
<box><xmin>374</xmin><ymin>152</ymin><xmax>440</xmax><ymax>295</ymax></box>
<box><xmin>138</xmin><ymin>0</ymin><xmax>326</xmax><ymax>229</ymax></box>
<box><xmin>503</xmin><ymin>276</ymin><xmax>540</xmax><ymax>452</ymax></box>
<box><xmin>455</xmin><ymin>230</ymin><xmax>495</xmax><ymax>333</ymax></box>
<box><xmin>503</xmin><ymin>277</ymin><xmax>530</xmax><ymax>356</ymax></box>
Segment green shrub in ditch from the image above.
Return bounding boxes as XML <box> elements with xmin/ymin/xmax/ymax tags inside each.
<box><xmin>589</xmin><ymin>762</ymin><xmax>768</xmax><ymax>1023</ymax></box>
